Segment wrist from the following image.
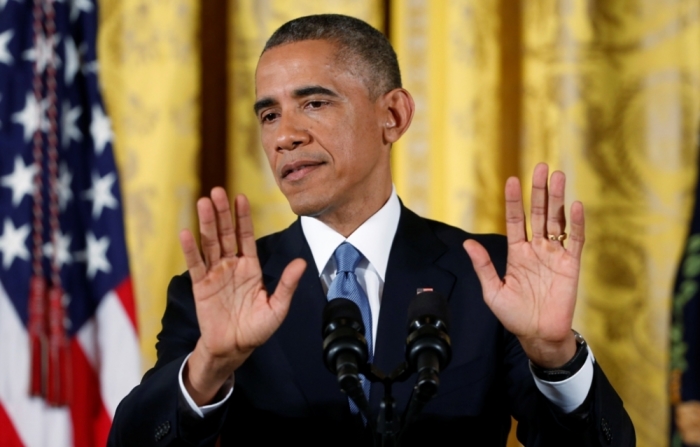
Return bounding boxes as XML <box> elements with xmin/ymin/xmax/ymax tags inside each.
<box><xmin>184</xmin><ymin>344</ymin><xmax>243</xmax><ymax>406</ymax></box>
<box><xmin>520</xmin><ymin>331</ymin><xmax>577</xmax><ymax>369</ymax></box>
<box><xmin>529</xmin><ymin>330</ymin><xmax>589</xmax><ymax>382</ymax></box>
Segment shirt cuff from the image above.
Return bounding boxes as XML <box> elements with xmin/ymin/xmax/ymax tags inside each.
<box><xmin>530</xmin><ymin>346</ymin><xmax>595</xmax><ymax>413</ymax></box>
<box><xmin>178</xmin><ymin>352</ymin><xmax>234</xmax><ymax>418</ymax></box>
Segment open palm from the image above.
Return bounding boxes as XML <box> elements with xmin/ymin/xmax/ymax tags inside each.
<box><xmin>464</xmin><ymin>163</ymin><xmax>584</xmax><ymax>367</ymax></box>
<box><xmin>179</xmin><ymin>188</ymin><xmax>305</xmax><ymax>404</ymax></box>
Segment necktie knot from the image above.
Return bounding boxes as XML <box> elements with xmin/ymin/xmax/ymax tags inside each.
<box><xmin>333</xmin><ymin>242</ymin><xmax>363</xmax><ymax>273</ymax></box>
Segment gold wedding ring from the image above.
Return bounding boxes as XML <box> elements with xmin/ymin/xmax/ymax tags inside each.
<box><xmin>548</xmin><ymin>233</ymin><xmax>567</xmax><ymax>242</ymax></box>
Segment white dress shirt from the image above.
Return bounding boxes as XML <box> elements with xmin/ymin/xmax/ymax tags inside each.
<box><xmin>180</xmin><ymin>186</ymin><xmax>594</xmax><ymax>416</ymax></box>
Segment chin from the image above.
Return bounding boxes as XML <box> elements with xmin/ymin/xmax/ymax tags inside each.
<box><xmin>284</xmin><ymin>193</ymin><xmax>328</xmax><ymax>218</ymax></box>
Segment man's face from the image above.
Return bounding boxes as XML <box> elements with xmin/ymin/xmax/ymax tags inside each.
<box><xmin>254</xmin><ymin>39</ymin><xmax>391</xmax><ymax>220</ymax></box>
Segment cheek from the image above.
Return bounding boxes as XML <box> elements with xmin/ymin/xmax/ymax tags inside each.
<box><xmin>330</xmin><ymin>129</ymin><xmax>382</xmax><ymax>174</ymax></box>
<box><xmin>260</xmin><ymin>143</ymin><xmax>279</xmax><ymax>176</ymax></box>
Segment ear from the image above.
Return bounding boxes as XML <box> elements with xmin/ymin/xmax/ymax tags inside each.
<box><xmin>378</xmin><ymin>88</ymin><xmax>415</xmax><ymax>144</ymax></box>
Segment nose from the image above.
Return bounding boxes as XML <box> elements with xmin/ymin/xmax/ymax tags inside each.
<box><xmin>275</xmin><ymin>111</ymin><xmax>309</xmax><ymax>151</ymax></box>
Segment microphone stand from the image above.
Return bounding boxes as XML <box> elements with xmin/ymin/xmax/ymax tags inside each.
<box><xmin>359</xmin><ymin>362</ymin><xmax>413</xmax><ymax>447</ymax></box>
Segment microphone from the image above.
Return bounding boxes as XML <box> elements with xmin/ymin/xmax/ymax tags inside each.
<box><xmin>399</xmin><ymin>291</ymin><xmax>452</xmax><ymax>441</ymax></box>
<box><xmin>405</xmin><ymin>291</ymin><xmax>451</xmax><ymax>401</ymax></box>
<box><xmin>322</xmin><ymin>298</ymin><xmax>370</xmax><ymax>412</ymax></box>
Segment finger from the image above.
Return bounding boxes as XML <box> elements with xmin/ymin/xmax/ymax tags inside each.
<box><xmin>269</xmin><ymin>258</ymin><xmax>307</xmax><ymax>315</ymax></box>
<box><xmin>211</xmin><ymin>187</ymin><xmax>237</xmax><ymax>257</ymax></box>
<box><xmin>235</xmin><ymin>194</ymin><xmax>258</xmax><ymax>257</ymax></box>
<box><xmin>567</xmin><ymin>201</ymin><xmax>585</xmax><ymax>260</ymax></box>
<box><xmin>530</xmin><ymin>163</ymin><xmax>549</xmax><ymax>239</ymax></box>
<box><xmin>198</xmin><ymin>197</ymin><xmax>221</xmax><ymax>266</ymax></box>
<box><xmin>179</xmin><ymin>229</ymin><xmax>206</xmax><ymax>283</ymax></box>
<box><xmin>546</xmin><ymin>170</ymin><xmax>567</xmax><ymax>239</ymax></box>
<box><xmin>463</xmin><ymin>239</ymin><xmax>503</xmax><ymax>302</ymax></box>
<box><xmin>505</xmin><ymin>176</ymin><xmax>527</xmax><ymax>245</ymax></box>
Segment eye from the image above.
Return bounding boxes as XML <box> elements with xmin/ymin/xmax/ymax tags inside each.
<box><xmin>260</xmin><ymin>111</ymin><xmax>278</xmax><ymax>123</ymax></box>
<box><xmin>306</xmin><ymin>100</ymin><xmax>328</xmax><ymax>110</ymax></box>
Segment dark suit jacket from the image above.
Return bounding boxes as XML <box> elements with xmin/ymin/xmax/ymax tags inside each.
<box><xmin>109</xmin><ymin>205</ymin><xmax>635</xmax><ymax>446</ymax></box>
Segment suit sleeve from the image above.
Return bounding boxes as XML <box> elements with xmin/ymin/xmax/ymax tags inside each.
<box><xmin>108</xmin><ymin>274</ymin><xmax>229</xmax><ymax>447</ymax></box>
<box><xmin>471</xmin><ymin>233</ymin><xmax>635</xmax><ymax>446</ymax></box>
<box><xmin>502</xmin><ymin>320</ymin><xmax>635</xmax><ymax>446</ymax></box>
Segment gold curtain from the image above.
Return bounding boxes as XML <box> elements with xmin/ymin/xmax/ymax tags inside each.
<box><xmin>524</xmin><ymin>3</ymin><xmax>700</xmax><ymax>446</ymax></box>
<box><xmin>227</xmin><ymin>0</ymin><xmax>384</xmax><ymax>237</ymax></box>
<box><xmin>392</xmin><ymin>0</ymin><xmax>513</xmax><ymax>234</ymax></box>
<box><xmin>393</xmin><ymin>1</ymin><xmax>700</xmax><ymax>446</ymax></box>
<box><xmin>98</xmin><ymin>0</ymin><xmax>200</xmax><ymax>367</ymax></box>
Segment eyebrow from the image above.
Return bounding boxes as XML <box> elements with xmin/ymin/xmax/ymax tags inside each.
<box><xmin>253</xmin><ymin>85</ymin><xmax>340</xmax><ymax>115</ymax></box>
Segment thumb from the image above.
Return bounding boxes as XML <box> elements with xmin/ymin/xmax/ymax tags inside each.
<box><xmin>269</xmin><ymin>258</ymin><xmax>307</xmax><ymax>314</ymax></box>
<box><xmin>463</xmin><ymin>239</ymin><xmax>503</xmax><ymax>304</ymax></box>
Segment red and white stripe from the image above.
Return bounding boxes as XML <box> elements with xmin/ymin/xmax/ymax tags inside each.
<box><xmin>0</xmin><ymin>279</ymin><xmax>140</xmax><ymax>447</ymax></box>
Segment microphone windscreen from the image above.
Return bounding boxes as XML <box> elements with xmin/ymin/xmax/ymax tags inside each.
<box><xmin>322</xmin><ymin>298</ymin><xmax>365</xmax><ymax>334</ymax></box>
<box><xmin>407</xmin><ymin>291</ymin><xmax>450</xmax><ymax>331</ymax></box>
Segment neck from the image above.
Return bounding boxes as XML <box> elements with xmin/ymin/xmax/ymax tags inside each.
<box><xmin>315</xmin><ymin>183</ymin><xmax>392</xmax><ymax>237</ymax></box>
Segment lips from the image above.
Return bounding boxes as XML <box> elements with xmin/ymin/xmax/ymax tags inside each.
<box><xmin>281</xmin><ymin>160</ymin><xmax>325</xmax><ymax>180</ymax></box>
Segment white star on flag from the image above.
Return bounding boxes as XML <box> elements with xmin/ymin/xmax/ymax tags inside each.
<box><xmin>1</xmin><ymin>155</ymin><xmax>37</xmax><ymax>206</ymax></box>
<box><xmin>62</xmin><ymin>102</ymin><xmax>82</xmax><ymax>148</ymax></box>
<box><xmin>82</xmin><ymin>59</ymin><xmax>98</xmax><ymax>75</ymax></box>
<box><xmin>79</xmin><ymin>41</ymin><xmax>98</xmax><ymax>75</ymax></box>
<box><xmin>70</xmin><ymin>0</ymin><xmax>94</xmax><ymax>22</ymax></box>
<box><xmin>23</xmin><ymin>32</ymin><xmax>61</xmax><ymax>73</ymax></box>
<box><xmin>57</xmin><ymin>163</ymin><xmax>73</xmax><ymax>211</ymax></box>
<box><xmin>43</xmin><ymin>230</ymin><xmax>73</xmax><ymax>268</ymax></box>
<box><xmin>0</xmin><ymin>30</ymin><xmax>13</xmax><ymax>65</ymax></box>
<box><xmin>12</xmin><ymin>92</ymin><xmax>48</xmax><ymax>142</ymax></box>
<box><xmin>64</xmin><ymin>35</ymin><xmax>80</xmax><ymax>86</ymax></box>
<box><xmin>82</xmin><ymin>171</ymin><xmax>118</xmax><ymax>219</ymax></box>
<box><xmin>0</xmin><ymin>218</ymin><xmax>31</xmax><ymax>269</ymax></box>
<box><xmin>84</xmin><ymin>232</ymin><xmax>111</xmax><ymax>279</ymax></box>
<box><xmin>90</xmin><ymin>105</ymin><xmax>113</xmax><ymax>155</ymax></box>
<box><xmin>0</xmin><ymin>0</ymin><xmax>19</xmax><ymax>10</ymax></box>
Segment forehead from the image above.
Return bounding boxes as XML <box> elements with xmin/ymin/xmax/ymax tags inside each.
<box><xmin>255</xmin><ymin>40</ymin><xmax>368</xmax><ymax>99</ymax></box>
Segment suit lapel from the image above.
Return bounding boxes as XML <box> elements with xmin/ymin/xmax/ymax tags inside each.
<box><xmin>370</xmin><ymin>206</ymin><xmax>456</xmax><ymax>412</ymax></box>
<box><xmin>261</xmin><ymin>219</ymin><xmax>350</xmax><ymax>419</ymax></box>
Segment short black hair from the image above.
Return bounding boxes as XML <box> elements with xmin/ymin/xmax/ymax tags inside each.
<box><xmin>262</xmin><ymin>14</ymin><xmax>402</xmax><ymax>99</ymax></box>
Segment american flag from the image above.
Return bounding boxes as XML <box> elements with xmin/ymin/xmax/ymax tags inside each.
<box><xmin>0</xmin><ymin>1</ymin><xmax>140</xmax><ymax>446</ymax></box>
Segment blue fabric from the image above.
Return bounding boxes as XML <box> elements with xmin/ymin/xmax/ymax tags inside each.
<box><xmin>327</xmin><ymin>242</ymin><xmax>372</xmax><ymax>413</ymax></box>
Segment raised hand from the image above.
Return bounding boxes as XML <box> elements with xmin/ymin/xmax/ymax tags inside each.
<box><xmin>463</xmin><ymin>163</ymin><xmax>584</xmax><ymax>368</ymax></box>
<box><xmin>179</xmin><ymin>187</ymin><xmax>306</xmax><ymax>405</ymax></box>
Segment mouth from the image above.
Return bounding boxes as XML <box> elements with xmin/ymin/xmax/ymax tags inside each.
<box><xmin>281</xmin><ymin>160</ymin><xmax>326</xmax><ymax>181</ymax></box>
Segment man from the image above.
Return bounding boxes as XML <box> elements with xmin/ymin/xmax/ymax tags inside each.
<box><xmin>109</xmin><ymin>14</ymin><xmax>634</xmax><ymax>446</ymax></box>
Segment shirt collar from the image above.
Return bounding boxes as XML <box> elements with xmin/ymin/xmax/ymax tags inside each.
<box><xmin>300</xmin><ymin>186</ymin><xmax>401</xmax><ymax>281</ymax></box>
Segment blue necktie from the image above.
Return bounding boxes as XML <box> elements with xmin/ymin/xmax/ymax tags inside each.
<box><xmin>327</xmin><ymin>242</ymin><xmax>372</xmax><ymax>412</ymax></box>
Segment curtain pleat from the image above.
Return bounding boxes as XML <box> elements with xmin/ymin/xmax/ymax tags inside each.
<box><xmin>98</xmin><ymin>0</ymin><xmax>200</xmax><ymax>367</ymax></box>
